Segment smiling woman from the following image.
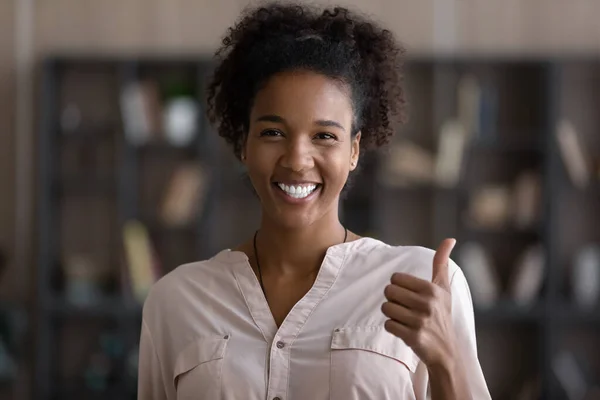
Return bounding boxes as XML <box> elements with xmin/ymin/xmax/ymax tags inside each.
<box><xmin>137</xmin><ymin>3</ymin><xmax>491</xmax><ymax>400</ymax></box>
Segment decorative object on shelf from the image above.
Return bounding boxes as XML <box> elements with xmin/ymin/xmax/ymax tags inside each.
<box><xmin>126</xmin><ymin>346</ymin><xmax>139</xmax><ymax>382</ymax></box>
<box><xmin>163</xmin><ymin>97</ymin><xmax>199</xmax><ymax>147</ymax></box>
<box><xmin>60</xmin><ymin>103</ymin><xmax>83</xmax><ymax>133</ymax></box>
<box><xmin>435</xmin><ymin>119</ymin><xmax>468</xmax><ymax>188</ymax></box>
<box><xmin>62</xmin><ymin>254</ymin><xmax>105</xmax><ymax>306</ymax></box>
<box><xmin>458</xmin><ymin>241</ymin><xmax>500</xmax><ymax>309</ymax></box>
<box><xmin>467</xmin><ymin>184</ymin><xmax>512</xmax><ymax>229</ymax></box>
<box><xmin>120</xmin><ymin>80</ymin><xmax>162</xmax><ymax>146</ymax></box>
<box><xmin>160</xmin><ymin>162</ymin><xmax>208</xmax><ymax>227</ymax></box>
<box><xmin>83</xmin><ymin>331</ymin><xmax>125</xmax><ymax>392</ymax></box>
<box><xmin>378</xmin><ymin>140</ymin><xmax>435</xmax><ymax>187</ymax></box>
<box><xmin>0</xmin><ymin>248</ymin><xmax>17</xmax><ymax>383</ymax></box>
<box><xmin>123</xmin><ymin>220</ymin><xmax>161</xmax><ymax>304</ymax></box>
<box><xmin>0</xmin><ymin>340</ymin><xmax>16</xmax><ymax>383</ymax></box>
<box><xmin>161</xmin><ymin>77</ymin><xmax>199</xmax><ymax>147</ymax></box>
<box><xmin>511</xmin><ymin>170</ymin><xmax>542</xmax><ymax>229</ymax></box>
<box><xmin>556</xmin><ymin>119</ymin><xmax>591</xmax><ymax>189</ymax></box>
<box><xmin>508</xmin><ymin>244</ymin><xmax>545</xmax><ymax>308</ymax></box>
<box><xmin>571</xmin><ymin>244</ymin><xmax>600</xmax><ymax>310</ymax></box>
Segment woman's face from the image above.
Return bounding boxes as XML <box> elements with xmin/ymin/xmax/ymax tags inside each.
<box><xmin>243</xmin><ymin>70</ymin><xmax>360</xmax><ymax>230</ymax></box>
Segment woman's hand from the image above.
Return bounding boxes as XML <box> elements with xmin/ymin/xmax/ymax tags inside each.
<box><xmin>381</xmin><ymin>238</ymin><xmax>458</xmax><ymax>368</ymax></box>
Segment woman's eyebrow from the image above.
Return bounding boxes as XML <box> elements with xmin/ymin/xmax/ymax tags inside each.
<box><xmin>314</xmin><ymin>119</ymin><xmax>345</xmax><ymax>131</ymax></box>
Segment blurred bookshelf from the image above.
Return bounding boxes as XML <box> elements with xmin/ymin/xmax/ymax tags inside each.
<box><xmin>34</xmin><ymin>55</ymin><xmax>600</xmax><ymax>400</ymax></box>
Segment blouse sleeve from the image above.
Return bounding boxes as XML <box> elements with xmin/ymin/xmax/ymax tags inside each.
<box><xmin>138</xmin><ymin>318</ymin><xmax>169</xmax><ymax>400</ymax></box>
<box><xmin>412</xmin><ymin>263</ymin><xmax>492</xmax><ymax>400</ymax></box>
<box><xmin>445</xmin><ymin>264</ymin><xmax>491</xmax><ymax>399</ymax></box>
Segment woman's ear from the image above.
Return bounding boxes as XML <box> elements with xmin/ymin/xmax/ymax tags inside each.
<box><xmin>350</xmin><ymin>131</ymin><xmax>361</xmax><ymax>171</ymax></box>
<box><xmin>241</xmin><ymin>134</ymin><xmax>249</xmax><ymax>163</ymax></box>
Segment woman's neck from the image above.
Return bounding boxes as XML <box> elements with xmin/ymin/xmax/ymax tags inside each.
<box><xmin>254</xmin><ymin>213</ymin><xmax>347</xmax><ymax>277</ymax></box>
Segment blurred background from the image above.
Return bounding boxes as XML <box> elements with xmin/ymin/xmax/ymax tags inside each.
<box><xmin>0</xmin><ymin>0</ymin><xmax>599</xmax><ymax>399</ymax></box>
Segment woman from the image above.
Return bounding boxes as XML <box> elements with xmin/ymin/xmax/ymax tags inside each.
<box><xmin>138</xmin><ymin>3</ymin><xmax>491</xmax><ymax>400</ymax></box>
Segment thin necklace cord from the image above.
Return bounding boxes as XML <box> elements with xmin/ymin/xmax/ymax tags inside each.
<box><xmin>253</xmin><ymin>227</ymin><xmax>348</xmax><ymax>300</ymax></box>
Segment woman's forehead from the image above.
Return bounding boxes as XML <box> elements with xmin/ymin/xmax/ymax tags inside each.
<box><xmin>250</xmin><ymin>71</ymin><xmax>354</xmax><ymax>128</ymax></box>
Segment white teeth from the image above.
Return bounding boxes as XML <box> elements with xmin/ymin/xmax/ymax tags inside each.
<box><xmin>277</xmin><ymin>183</ymin><xmax>317</xmax><ymax>199</ymax></box>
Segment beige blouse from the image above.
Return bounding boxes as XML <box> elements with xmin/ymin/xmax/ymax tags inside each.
<box><xmin>138</xmin><ymin>237</ymin><xmax>491</xmax><ymax>400</ymax></box>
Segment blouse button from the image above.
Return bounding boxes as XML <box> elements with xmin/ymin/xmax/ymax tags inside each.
<box><xmin>273</xmin><ymin>397</ymin><xmax>282</xmax><ymax>400</ymax></box>
<box><xmin>223</xmin><ymin>335</ymin><xmax>229</xmax><ymax>339</ymax></box>
<box><xmin>276</xmin><ymin>341</ymin><xmax>285</xmax><ymax>349</ymax></box>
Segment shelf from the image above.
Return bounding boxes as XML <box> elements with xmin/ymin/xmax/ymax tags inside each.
<box><xmin>136</xmin><ymin>140</ymin><xmax>199</xmax><ymax>157</ymax></box>
<box><xmin>474</xmin><ymin>301</ymin><xmax>544</xmax><ymax>323</ymax></box>
<box><xmin>552</xmin><ymin>304</ymin><xmax>600</xmax><ymax>325</ymax></box>
<box><xmin>462</xmin><ymin>226</ymin><xmax>541</xmax><ymax>240</ymax></box>
<box><xmin>47</xmin><ymin>296</ymin><xmax>141</xmax><ymax>319</ymax></box>
<box><xmin>565</xmin><ymin>181</ymin><xmax>600</xmax><ymax>196</ymax></box>
<box><xmin>377</xmin><ymin>183</ymin><xmax>461</xmax><ymax>195</ymax></box>
<box><xmin>55</xmin><ymin>383</ymin><xmax>133</xmax><ymax>400</ymax></box>
<box><xmin>144</xmin><ymin>217</ymin><xmax>199</xmax><ymax>234</ymax></box>
<box><xmin>582</xmin><ymin>182</ymin><xmax>600</xmax><ymax>197</ymax></box>
<box><xmin>469</xmin><ymin>138</ymin><xmax>544</xmax><ymax>154</ymax></box>
<box><xmin>59</xmin><ymin>123</ymin><xmax>119</xmax><ymax>142</ymax></box>
<box><xmin>54</xmin><ymin>175</ymin><xmax>116</xmax><ymax>195</ymax></box>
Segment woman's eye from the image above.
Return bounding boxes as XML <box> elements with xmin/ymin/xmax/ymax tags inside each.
<box><xmin>260</xmin><ymin>129</ymin><xmax>283</xmax><ymax>137</ymax></box>
<box><xmin>315</xmin><ymin>132</ymin><xmax>336</xmax><ymax>140</ymax></box>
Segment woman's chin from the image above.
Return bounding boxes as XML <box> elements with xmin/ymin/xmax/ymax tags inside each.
<box><xmin>270</xmin><ymin>212</ymin><xmax>316</xmax><ymax>230</ymax></box>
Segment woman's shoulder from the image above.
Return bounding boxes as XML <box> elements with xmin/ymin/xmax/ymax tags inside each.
<box><xmin>348</xmin><ymin>237</ymin><xmax>462</xmax><ymax>284</ymax></box>
<box><xmin>141</xmin><ymin>249</ymin><xmax>247</xmax><ymax>316</ymax></box>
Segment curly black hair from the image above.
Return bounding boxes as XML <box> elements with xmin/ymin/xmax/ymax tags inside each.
<box><xmin>206</xmin><ymin>2</ymin><xmax>406</xmax><ymax>160</ymax></box>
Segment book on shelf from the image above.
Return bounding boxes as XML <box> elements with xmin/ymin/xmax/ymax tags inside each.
<box><xmin>511</xmin><ymin>170</ymin><xmax>542</xmax><ymax>229</ymax></box>
<box><xmin>467</xmin><ymin>184</ymin><xmax>512</xmax><ymax>230</ymax></box>
<box><xmin>556</xmin><ymin>119</ymin><xmax>591</xmax><ymax>189</ymax></box>
<box><xmin>456</xmin><ymin>74</ymin><xmax>498</xmax><ymax>144</ymax></box>
<box><xmin>160</xmin><ymin>162</ymin><xmax>208</xmax><ymax>227</ymax></box>
<box><xmin>435</xmin><ymin>119</ymin><xmax>468</xmax><ymax>188</ymax></box>
<box><xmin>513</xmin><ymin>376</ymin><xmax>541</xmax><ymax>400</ymax></box>
<box><xmin>457</xmin><ymin>241</ymin><xmax>500</xmax><ymax>309</ymax></box>
<box><xmin>571</xmin><ymin>245</ymin><xmax>600</xmax><ymax>310</ymax></box>
<box><xmin>508</xmin><ymin>244</ymin><xmax>545</xmax><ymax>308</ymax></box>
<box><xmin>466</xmin><ymin>171</ymin><xmax>542</xmax><ymax>231</ymax></box>
<box><xmin>457</xmin><ymin>74</ymin><xmax>481</xmax><ymax>139</ymax></box>
<box><xmin>378</xmin><ymin>140</ymin><xmax>436</xmax><ymax>188</ymax></box>
<box><xmin>122</xmin><ymin>220</ymin><xmax>161</xmax><ymax>304</ymax></box>
<box><xmin>552</xmin><ymin>350</ymin><xmax>592</xmax><ymax>400</ymax></box>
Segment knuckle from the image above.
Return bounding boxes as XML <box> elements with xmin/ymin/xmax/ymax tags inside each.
<box><xmin>384</xmin><ymin>319</ymin><xmax>395</xmax><ymax>333</ymax></box>
<box><xmin>423</xmin><ymin>302</ymin><xmax>433</xmax><ymax>317</ymax></box>
<box><xmin>405</xmin><ymin>331</ymin><xmax>417</xmax><ymax>347</ymax></box>
<box><xmin>383</xmin><ymin>284</ymin><xmax>393</xmax><ymax>299</ymax></box>
<box><xmin>381</xmin><ymin>302</ymin><xmax>396</xmax><ymax>318</ymax></box>
<box><xmin>425</xmin><ymin>284</ymin><xmax>436</xmax><ymax>298</ymax></box>
<box><xmin>415</xmin><ymin>316</ymin><xmax>425</xmax><ymax>329</ymax></box>
<box><xmin>414</xmin><ymin>330</ymin><xmax>425</xmax><ymax>346</ymax></box>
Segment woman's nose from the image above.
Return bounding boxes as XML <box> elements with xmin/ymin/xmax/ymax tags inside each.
<box><xmin>280</xmin><ymin>140</ymin><xmax>315</xmax><ymax>172</ymax></box>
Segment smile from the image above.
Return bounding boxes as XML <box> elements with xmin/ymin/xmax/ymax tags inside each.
<box><xmin>276</xmin><ymin>183</ymin><xmax>319</xmax><ymax>199</ymax></box>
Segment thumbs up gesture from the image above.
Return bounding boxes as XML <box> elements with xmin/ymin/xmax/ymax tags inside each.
<box><xmin>381</xmin><ymin>239</ymin><xmax>458</xmax><ymax>368</ymax></box>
